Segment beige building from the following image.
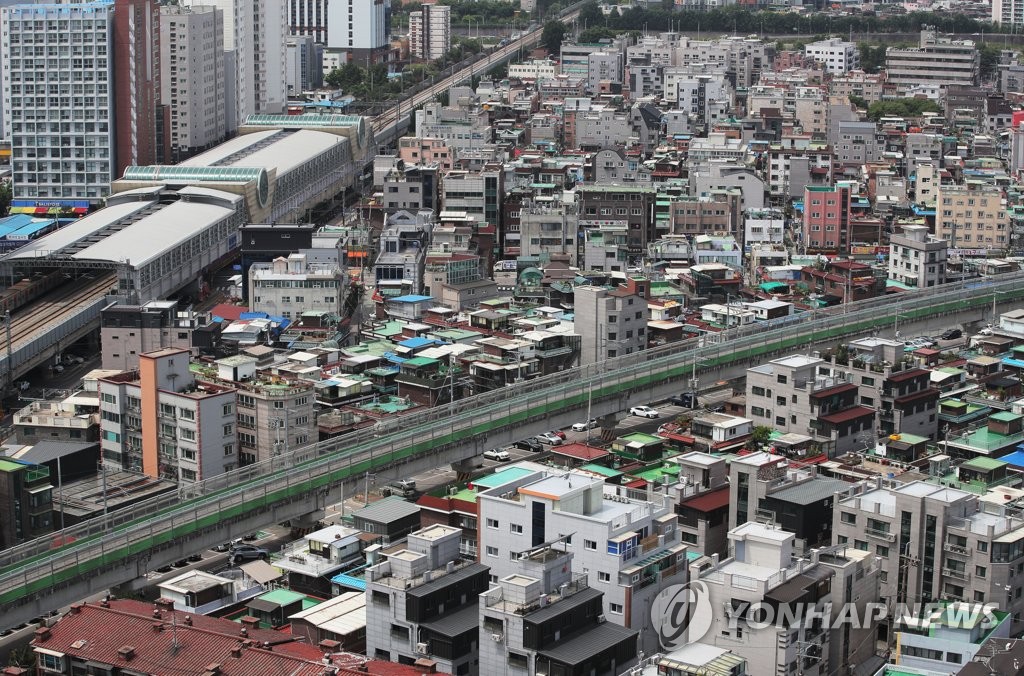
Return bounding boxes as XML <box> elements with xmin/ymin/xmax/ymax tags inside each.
<box><xmin>211</xmin><ymin>355</ymin><xmax>315</xmax><ymax>466</ymax></box>
<box><xmin>886</xmin><ymin>27</ymin><xmax>978</xmax><ymax>91</ymax></box>
<box><xmin>101</xmin><ymin>300</ymin><xmax>208</xmax><ymax>371</ymax></box>
<box><xmin>829</xmin><ymin>70</ymin><xmax>886</xmax><ymax>103</ymax></box>
<box><xmin>936</xmin><ymin>183</ymin><xmax>1009</xmax><ymax>250</ymax></box>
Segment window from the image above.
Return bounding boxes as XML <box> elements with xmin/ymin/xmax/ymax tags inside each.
<box><xmin>224</xmin><ymin>444</ymin><xmax>234</xmax><ymax>456</ymax></box>
<box><xmin>486</xmin><ymin>518</ymin><xmax>498</xmax><ymax>529</ymax></box>
<box><xmin>854</xmin><ymin>540</ymin><xmax>868</xmax><ymax>551</ymax></box>
<box><xmin>223</xmin><ymin>424</ymin><xmax>233</xmax><ymax>435</ymax></box>
<box><xmin>222</xmin><ymin>403</ymin><xmax>233</xmax><ymax>416</ymax></box>
<box><xmin>486</xmin><ymin>546</ymin><xmax>498</xmax><ymax>557</ymax></box>
<box><xmin>976</xmin><ymin>565</ymin><xmax>987</xmax><ymax>578</ymax></box>
<box><xmin>39</xmin><ymin>653</ymin><xmax>62</xmax><ymax>672</ymax></box>
<box><xmin>598</xmin><ymin>571</ymin><xmax>610</xmax><ymax>582</ymax></box>
<box><xmin>585</xmin><ymin>539</ymin><xmax>597</xmax><ymax>550</ymax></box>
<box><xmin>751</xmin><ymin>386</ymin><xmax>766</xmax><ymax>396</ymax></box>
<box><xmin>777</xmin><ymin>375</ymin><xmax>788</xmax><ymax>384</ymax></box>
<box><xmin>510</xmin><ymin>523</ymin><xmax>523</xmax><ymax>534</ymax></box>
<box><xmin>610</xmin><ymin>603</ymin><xmax>624</xmax><ymax>614</ymax></box>
<box><xmin>841</xmin><ymin>512</ymin><xmax>857</xmax><ymax>525</ymax></box>
<box><xmin>877</xmin><ymin>545</ymin><xmax>889</xmax><ymax>557</ymax></box>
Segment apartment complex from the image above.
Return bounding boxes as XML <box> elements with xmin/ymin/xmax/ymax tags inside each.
<box><xmin>0</xmin><ymin>458</ymin><xmax>53</xmax><ymax>549</ymax></box>
<box><xmin>326</xmin><ymin>0</ymin><xmax>390</xmax><ymax>64</ymax></box>
<box><xmin>885</xmin><ymin>27</ymin><xmax>979</xmax><ymax>91</ymax></box>
<box><xmin>833</xmin><ymin>478</ymin><xmax>1024</xmax><ymax>636</ymax></box>
<box><xmin>935</xmin><ymin>183</ymin><xmax>1009</xmax><ymax>250</ymax></box>
<box><xmin>98</xmin><ymin>348</ymin><xmax>238</xmax><ymax>482</ymax></box>
<box><xmin>409</xmin><ymin>3</ymin><xmax>449</xmax><ymax>62</ymax></box>
<box><xmin>159</xmin><ymin>4</ymin><xmax>227</xmax><ymax>163</ymax></box>
<box><xmin>1</xmin><ymin>1</ymin><xmax>117</xmax><ymax>201</ymax></box>
<box><xmin>365</xmin><ymin>524</ymin><xmax>490</xmax><ymax>673</ymax></box>
<box><xmin>476</xmin><ymin>468</ymin><xmax>686</xmax><ymax>653</ymax></box>
<box><xmin>100</xmin><ymin>300</ymin><xmax>210</xmax><ymax>371</ymax></box>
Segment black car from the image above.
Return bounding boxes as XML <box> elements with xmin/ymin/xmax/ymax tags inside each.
<box><xmin>668</xmin><ymin>393</ymin><xmax>698</xmax><ymax>408</ymax></box>
<box><xmin>940</xmin><ymin>328</ymin><xmax>962</xmax><ymax>341</ymax></box>
<box><xmin>513</xmin><ymin>438</ymin><xmax>544</xmax><ymax>452</ymax></box>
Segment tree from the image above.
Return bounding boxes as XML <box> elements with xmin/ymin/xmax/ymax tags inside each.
<box><xmin>751</xmin><ymin>426</ymin><xmax>774</xmax><ymax>450</ymax></box>
<box><xmin>541</xmin><ymin>19</ymin><xmax>566</xmax><ymax>55</ymax></box>
<box><xmin>866</xmin><ymin>98</ymin><xmax>941</xmax><ymax>121</ymax></box>
<box><xmin>848</xmin><ymin>94</ymin><xmax>868</xmax><ymax>111</ymax></box>
<box><xmin>0</xmin><ymin>182</ymin><xmax>10</xmax><ymax>218</ymax></box>
<box><xmin>578</xmin><ymin>0</ymin><xmax>602</xmax><ymax>28</ymax></box>
<box><xmin>325</xmin><ymin>62</ymin><xmax>364</xmax><ymax>90</ymax></box>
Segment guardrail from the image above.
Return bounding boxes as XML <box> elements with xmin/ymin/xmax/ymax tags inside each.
<box><xmin>1</xmin><ymin>271</ymin><xmax>1023</xmax><ymax>612</ymax></box>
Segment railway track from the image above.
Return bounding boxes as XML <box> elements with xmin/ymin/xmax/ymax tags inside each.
<box><xmin>0</xmin><ymin>273</ymin><xmax>116</xmax><ymax>355</ymax></box>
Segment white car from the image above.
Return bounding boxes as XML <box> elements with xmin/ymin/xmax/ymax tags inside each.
<box><xmin>537</xmin><ymin>432</ymin><xmax>563</xmax><ymax>445</ymax></box>
<box><xmin>629</xmin><ymin>405</ymin><xmax>660</xmax><ymax>419</ymax></box>
<box><xmin>483</xmin><ymin>449</ymin><xmax>511</xmax><ymax>462</ymax></box>
<box><xmin>571</xmin><ymin>419</ymin><xmax>598</xmax><ymax>432</ymax></box>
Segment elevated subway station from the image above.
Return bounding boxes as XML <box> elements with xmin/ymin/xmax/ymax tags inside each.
<box><xmin>0</xmin><ymin>114</ymin><xmax>374</xmax><ymax>304</ymax></box>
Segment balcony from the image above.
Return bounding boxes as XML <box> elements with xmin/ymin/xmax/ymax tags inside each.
<box><xmin>866</xmin><ymin>527</ymin><xmax>896</xmax><ymax>542</ymax></box>
<box><xmin>942</xmin><ymin>567</ymin><xmax>971</xmax><ymax>581</ymax></box>
<box><xmin>943</xmin><ymin>542</ymin><xmax>972</xmax><ymax>557</ymax></box>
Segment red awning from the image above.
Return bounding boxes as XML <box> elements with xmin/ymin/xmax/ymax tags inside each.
<box><xmin>680</xmin><ymin>487</ymin><xmax>730</xmax><ymax>512</ymax></box>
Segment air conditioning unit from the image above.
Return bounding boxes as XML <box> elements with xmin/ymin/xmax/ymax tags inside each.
<box><xmin>415</xmin><ymin>642</ymin><xmax>429</xmax><ymax>655</ymax></box>
<box><xmin>492</xmin><ymin>633</ymin><xmax>504</xmax><ymax>642</ymax></box>
<box><xmin>597</xmin><ymin>614</ymin><xmax>607</xmax><ymax>624</ymax></box>
<box><xmin>536</xmin><ymin>673</ymin><xmax>548</xmax><ymax>676</ymax></box>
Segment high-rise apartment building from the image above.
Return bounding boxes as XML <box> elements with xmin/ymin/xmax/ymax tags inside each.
<box><xmin>203</xmin><ymin>0</ymin><xmax>287</xmax><ymax>126</ymax></box>
<box><xmin>409</xmin><ymin>3</ymin><xmax>449</xmax><ymax>62</ymax></box>
<box><xmin>326</xmin><ymin>0</ymin><xmax>390</xmax><ymax>65</ymax></box>
<box><xmin>160</xmin><ymin>4</ymin><xmax>227</xmax><ymax>163</ymax></box>
<box><xmin>113</xmin><ymin>0</ymin><xmax>162</xmax><ymax>176</ymax></box>
<box><xmin>994</xmin><ymin>0</ymin><xmax>1024</xmax><ymax>30</ymax></box>
<box><xmin>1</xmin><ymin>1</ymin><xmax>117</xmax><ymax>201</ymax></box>
<box><xmin>886</xmin><ymin>27</ymin><xmax>978</xmax><ymax>91</ymax></box>
<box><xmin>288</xmin><ymin>0</ymin><xmax>328</xmax><ymax>43</ymax></box>
<box><xmin>285</xmin><ymin>33</ymin><xmax>322</xmax><ymax>95</ymax></box>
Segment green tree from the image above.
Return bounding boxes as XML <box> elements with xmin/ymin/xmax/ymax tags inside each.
<box><xmin>751</xmin><ymin>426</ymin><xmax>774</xmax><ymax>450</ymax></box>
<box><xmin>325</xmin><ymin>62</ymin><xmax>364</xmax><ymax>90</ymax></box>
<box><xmin>541</xmin><ymin>19</ymin><xmax>567</xmax><ymax>54</ymax></box>
<box><xmin>866</xmin><ymin>98</ymin><xmax>941</xmax><ymax>121</ymax></box>
<box><xmin>0</xmin><ymin>182</ymin><xmax>10</xmax><ymax>218</ymax></box>
<box><xmin>848</xmin><ymin>94</ymin><xmax>868</xmax><ymax>110</ymax></box>
<box><xmin>578</xmin><ymin>0</ymin><xmax>602</xmax><ymax>28</ymax></box>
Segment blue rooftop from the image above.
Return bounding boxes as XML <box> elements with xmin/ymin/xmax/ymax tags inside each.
<box><xmin>399</xmin><ymin>337</ymin><xmax>435</xmax><ymax>349</ymax></box>
<box><xmin>999</xmin><ymin>449</ymin><xmax>1024</xmax><ymax>467</ymax></box>
<box><xmin>391</xmin><ymin>294</ymin><xmax>433</xmax><ymax>303</ymax></box>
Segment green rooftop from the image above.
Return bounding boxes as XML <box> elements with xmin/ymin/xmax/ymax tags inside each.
<box><xmin>619</xmin><ymin>433</ymin><xmax>662</xmax><ymax>445</ymax></box>
<box><xmin>991</xmin><ymin>411</ymin><xmax>1022</xmax><ymax>423</ymax></box>
<box><xmin>580</xmin><ymin>464</ymin><xmax>622</xmax><ymax>478</ymax></box>
<box><xmin>0</xmin><ymin>459</ymin><xmax>25</xmax><ymax>473</ymax></box>
<box><xmin>961</xmin><ymin>456</ymin><xmax>1007</xmax><ymax>472</ymax></box>
<box><xmin>474</xmin><ymin>466</ymin><xmax>536</xmax><ymax>488</ymax></box>
<box><xmin>404</xmin><ymin>356</ymin><xmax>439</xmax><ymax>368</ymax></box>
<box><xmin>893</xmin><ymin>433</ymin><xmax>930</xmax><ymax>445</ymax></box>
<box><xmin>256</xmin><ymin>588</ymin><xmax>309</xmax><ymax>606</ymax></box>
<box><xmin>634</xmin><ymin>465</ymin><xmax>681</xmax><ymax>482</ymax></box>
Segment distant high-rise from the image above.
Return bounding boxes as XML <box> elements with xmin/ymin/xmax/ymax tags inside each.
<box><xmin>1</xmin><ymin>1</ymin><xmax>118</xmax><ymax>201</ymax></box>
<box><xmin>113</xmin><ymin>0</ymin><xmax>164</xmax><ymax>175</ymax></box>
<box><xmin>409</xmin><ymin>2</ymin><xmax>449</xmax><ymax>62</ymax></box>
<box><xmin>160</xmin><ymin>4</ymin><xmax>227</xmax><ymax>163</ymax></box>
<box><xmin>200</xmin><ymin>0</ymin><xmax>287</xmax><ymax>126</ymax></box>
<box><xmin>288</xmin><ymin>0</ymin><xmax>328</xmax><ymax>43</ymax></box>
<box><xmin>326</xmin><ymin>0</ymin><xmax>390</xmax><ymax>65</ymax></box>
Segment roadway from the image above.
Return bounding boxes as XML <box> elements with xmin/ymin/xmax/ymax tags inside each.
<box><xmin>0</xmin><ymin>273</ymin><xmax>1020</xmax><ymax>625</ymax></box>
<box><xmin>371</xmin><ymin>2</ymin><xmax>585</xmax><ymax>145</ymax></box>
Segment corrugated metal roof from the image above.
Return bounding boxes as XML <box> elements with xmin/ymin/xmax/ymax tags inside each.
<box><xmin>406</xmin><ymin>562</ymin><xmax>489</xmax><ymax>599</ymax></box>
<box><xmin>524</xmin><ymin>586</ymin><xmax>602</xmax><ymax>624</ymax></box>
<box><xmin>353</xmin><ymin>496</ymin><xmax>421</xmax><ymax>524</ymax></box>
<box><xmin>420</xmin><ymin>604</ymin><xmax>479</xmax><ymax>637</ymax></box>
<box><xmin>536</xmin><ymin>621</ymin><xmax>637</xmax><ymax>666</ymax></box>
<box><xmin>289</xmin><ymin>591</ymin><xmax>365</xmax><ymax>635</ymax></box>
<box><xmin>766</xmin><ymin>477</ymin><xmax>849</xmax><ymax>506</ymax></box>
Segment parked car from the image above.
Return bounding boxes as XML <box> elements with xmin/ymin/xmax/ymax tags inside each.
<box><xmin>483</xmin><ymin>449</ymin><xmax>511</xmax><ymax>462</ymax></box>
<box><xmin>940</xmin><ymin>328</ymin><xmax>962</xmax><ymax>341</ymax></box>
<box><xmin>512</xmin><ymin>438</ymin><xmax>544</xmax><ymax>452</ymax></box>
<box><xmin>537</xmin><ymin>432</ymin><xmax>563</xmax><ymax>445</ymax></box>
<box><xmin>904</xmin><ymin>337</ymin><xmax>935</xmax><ymax>350</ymax></box>
<box><xmin>571</xmin><ymin>419</ymin><xmax>598</xmax><ymax>432</ymax></box>
<box><xmin>380</xmin><ymin>479</ymin><xmax>418</xmax><ymax>497</ymax></box>
<box><xmin>629</xmin><ymin>405</ymin><xmax>660</xmax><ymax>418</ymax></box>
<box><xmin>668</xmin><ymin>393</ymin><xmax>697</xmax><ymax>408</ymax></box>
<box><xmin>229</xmin><ymin>544</ymin><xmax>268</xmax><ymax>564</ymax></box>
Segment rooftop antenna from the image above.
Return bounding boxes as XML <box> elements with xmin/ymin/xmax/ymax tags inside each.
<box><xmin>170</xmin><ymin>611</ymin><xmax>181</xmax><ymax>654</ymax></box>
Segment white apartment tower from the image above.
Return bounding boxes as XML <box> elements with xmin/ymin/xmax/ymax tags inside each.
<box><xmin>804</xmin><ymin>38</ymin><xmax>860</xmax><ymax>75</ymax></box>
<box><xmin>200</xmin><ymin>0</ymin><xmax>287</xmax><ymax>126</ymax></box>
<box><xmin>288</xmin><ymin>0</ymin><xmax>328</xmax><ymax>43</ymax></box>
<box><xmin>476</xmin><ymin>469</ymin><xmax>687</xmax><ymax>654</ymax></box>
<box><xmin>160</xmin><ymin>4</ymin><xmax>227</xmax><ymax>163</ymax></box>
<box><xmin>326</xmin><ymin>0</ymin><xmax>390</xmax><ymax>64</ymax></box>
<box><xmin>1</xmin><ymin>1</ymin><xmax>116</xmax><ymax>200</ymax></box>
<box><xmin>410</xmin><ymin>3</ymin><xmax>450</xmax><ymax>62</ymax></box>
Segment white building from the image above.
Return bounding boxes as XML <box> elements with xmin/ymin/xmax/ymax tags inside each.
<box><xmin>287</xmin><ymin>0</ymin><xmax>328</xmax><ymax>43</ymax></box>
<box><xmin>690</xmin><ymin>522</ymin><xmax>834</xmax><ymax>676</ymax></box>
<box><xmin>327</xmin><ymin>0</ymin><xmax>390</xmax><ymax>64</ymax></box>
<box><xmin>508</xmin><ymin>59</ymin><xmax>559</xmax><ymax>81</ymax></box>
<box><xmin>994</xmin><ymin>0</ymin><xmax>1024</xmax><ymax>30</ymax></box>
<box><xmin>248</xmin><ymin>253</ymin><xmax>341</xmax><ymax>320</ymax></box>
<box><xmin>744</xmin><ymin>208</ymin><xmax>785</xmax><ymax>248</ymax></box>
<box><xmin>804</xmin><ymin>38</ymin><xmax>860</xmax><ymax>75</ymax></box>
<box><xmin>888</xmin><ymin>224</ymin><xmax>948</xmax><ymax>289</ymax></box>
<box><xmin>285</xmin><ymin>34</ymin><xmax>322</xmax><ymax>95</ymax></box>
<box><xmin>476</xmin><ymin>468</ymin><xmax>686</xmax><ymax>654</ymax></box>
<box><xmin>160</xmin><ymin>4</ymin><xmax>228</xmax><ymax>163</ymax></box>
<box><xmin>409</xmin><ymin>3</ymin><xmax>449</xmax><ymax>62</ymax></box>
<box><xmin>1</xmin><ymin>1</ymin><xmax>116</xmax><ymax>200</ymax></box>
<box><xmin>574</xmin><ymin>282</ymin><xmax>649</xmax><ymax>366</ymax></box>
<box><xmin>203</xmin><ymin>0</ymin><xmax>287</xmax><ymax>126</ymax></box>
